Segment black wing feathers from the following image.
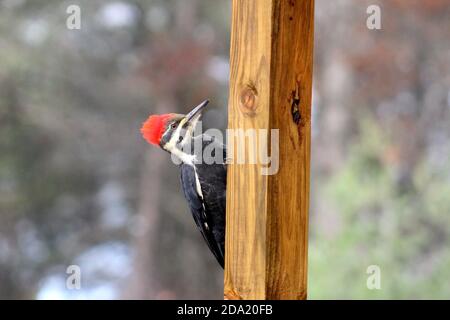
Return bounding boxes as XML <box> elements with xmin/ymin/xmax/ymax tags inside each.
<box><xmin>179</xmin><ymin>135</ymin><xmax>226</xmax><ymax>268</ymax></box>
<box><xmin>180</xmin><ymin>163</ymin><xmax>225</xmax><ymax>267</ymax></box>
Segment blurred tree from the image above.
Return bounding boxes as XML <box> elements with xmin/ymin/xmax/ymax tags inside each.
<box><xmin>0</xmin><ymin>0</ymin><xmax>229</xmax><ymax>299</ymax></box>
<box><xmin>309</xmin><ymin>0</ymin><xmax>450</xmax><ymax>299</ymax></box>
<box><xmin>0</xmin><ymin>0</ymin><xmax>449</xmax><ymax>300</ymax></box>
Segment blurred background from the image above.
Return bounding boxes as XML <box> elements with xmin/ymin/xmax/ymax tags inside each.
<box><xmin>0</xmin><ymin>0</ymin><xmax>449</xmax><ymax>299</ymax></box>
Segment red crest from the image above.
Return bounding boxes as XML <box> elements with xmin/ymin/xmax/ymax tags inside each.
<box><xmin>141</xmin><ymin>114</ymin><xmax>174</xmax><ymax>145</ymax></box>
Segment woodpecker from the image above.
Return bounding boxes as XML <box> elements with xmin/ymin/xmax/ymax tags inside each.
<box><xmin>140</xmin><ymin>100</ymin><xmax>226</xmax><ymax>268</ymax></box>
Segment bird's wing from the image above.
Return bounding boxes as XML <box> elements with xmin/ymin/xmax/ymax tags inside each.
<box><xmin>180</xmin><ymin>164</ymin><xmax>224</xmax><ymax>267</ymax></box>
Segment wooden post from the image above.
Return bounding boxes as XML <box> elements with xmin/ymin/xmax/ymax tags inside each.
<box><xmin>225</xmin><ymin>0</ymin><xmax>315</xmax><ymax>300</ymax></box>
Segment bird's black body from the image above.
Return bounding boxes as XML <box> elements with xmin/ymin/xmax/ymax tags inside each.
<box><xmin>141</xmin><ymin>99</ymin><xmax>226</xmax><ymax>268</ymax></box>
<box><xmin>179</xmin><ymin>135</ymin><xmax>226</xmax><ymax>267</ymax></box>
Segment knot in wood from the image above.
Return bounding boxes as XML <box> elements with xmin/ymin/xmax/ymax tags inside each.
<box><xmin>239</xmin><ymin>85</ymin><xmax>258</xmax><ymax>116</ymax></box>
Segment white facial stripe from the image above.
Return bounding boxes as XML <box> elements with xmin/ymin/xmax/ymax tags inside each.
<box><xmin>163</xmin><ymin>117</ymin><xmax>203</xmax><ymax>167</ymax></box>
<box><xmin>165</xmin><ymin>119</ymin><xmax>185</xmax><ymax>148</ymax></box>
<box><xmin>163</xmin><ymin>118</ymin><xmax>193</xmax><ymax>165</ymax></box>
<box><xmin>162</xmin><ymin>125</ymin><xmax>172</xmax><ymax>138</ymax></box>
<box><xmin>180</xmin><ymin>114</ymin><xmax>200</xmax><ymax>146</ymax></box>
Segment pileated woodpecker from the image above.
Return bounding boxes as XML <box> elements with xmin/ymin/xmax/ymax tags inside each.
<box><xmin>140</xmin><ymin>100</ymin><xmax>226</xmax><ymax>268</ymax></box>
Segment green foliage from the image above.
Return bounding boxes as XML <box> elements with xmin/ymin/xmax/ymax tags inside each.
<box><xmin>309</xmin><ymin>119</ymin><xmax>450</xmax><ymax>299</ymax></box>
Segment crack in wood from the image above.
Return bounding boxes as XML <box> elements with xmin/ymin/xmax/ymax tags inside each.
<box><xmin>291</xmin><ymin>84</ymin><xmax>301</xmax><ymax>125</ymax></box>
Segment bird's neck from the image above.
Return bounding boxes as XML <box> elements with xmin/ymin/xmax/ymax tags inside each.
<box><xmin>169</xmin><ymin>146</ymin><xmax>196</xmax><ymax>166</ymax></box>
<box><xmin>164</xmin><ymin>135</ymin><xmax>200</xmax><ymax>167</ymax></box>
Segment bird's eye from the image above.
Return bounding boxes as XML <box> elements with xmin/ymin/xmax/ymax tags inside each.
<box><xmin>171</xmin><ymin>123</ymin><xmax>177</xmax><ymax>129</ymax></box>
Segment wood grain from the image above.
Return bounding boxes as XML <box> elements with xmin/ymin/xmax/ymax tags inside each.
<box><xmin>225</xmin><ymin>0</ymin><xmax>315</xmax><ymax>300</ymax></box>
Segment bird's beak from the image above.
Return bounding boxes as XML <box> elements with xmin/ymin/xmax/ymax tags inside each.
<box><xmin>185</xmin><ymin>99</ymin><xmax>209</xmax><ymax>123</ymax></box>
